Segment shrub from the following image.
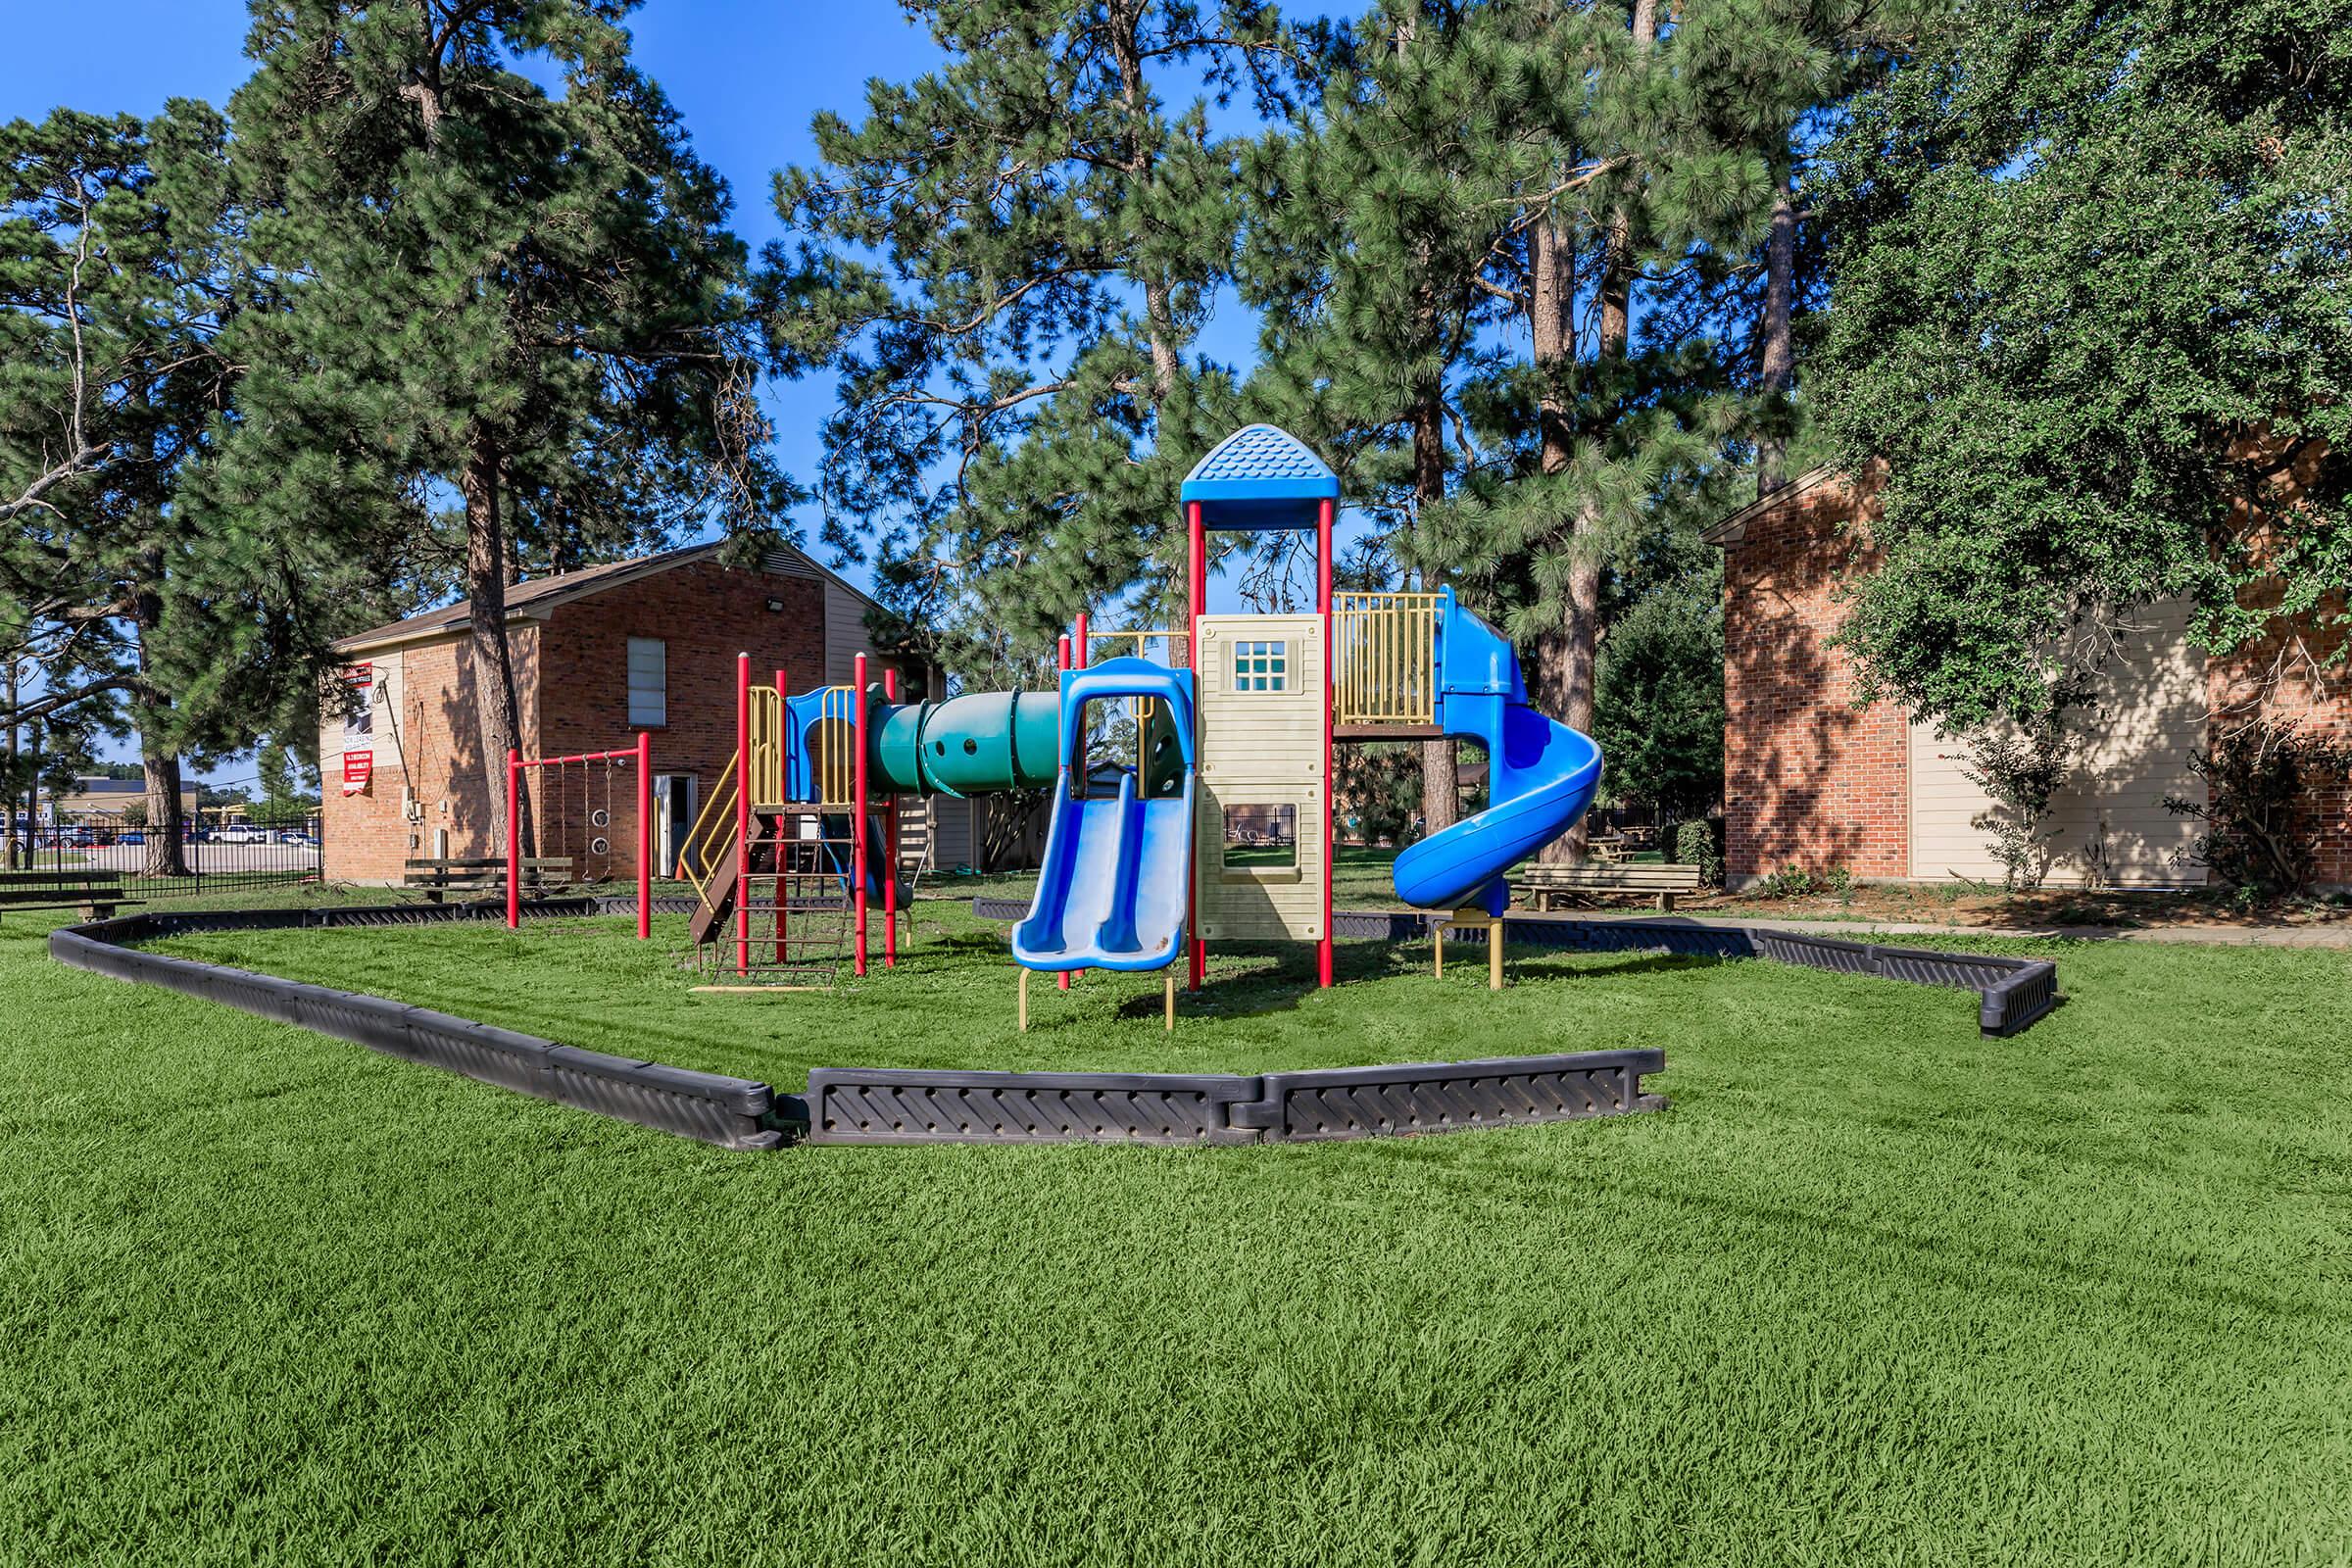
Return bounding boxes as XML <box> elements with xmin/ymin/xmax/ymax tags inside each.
<box><xmin>1675</xmin><ymin>819</ymin><xmax>1725</xmax><ymax>886</ymax></box>
<box><xmin>1957</xmin><ymin>710</ymin><xmax>2074</xmax><ymax>890</ymax></box>
<box><xmin>2167</xmin><ymin>722</ymin><xmax>2352</xmax><ymax>895</ymax></box>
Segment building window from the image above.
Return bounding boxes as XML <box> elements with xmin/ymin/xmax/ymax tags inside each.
<box><xmin>1233</xmin><ymin>639</ymin><xmax>1289</xmax><ymax>693</ymax></box>
<box><xmin>627</xmin><ymin>638</ymin><xmax>667</xmax><ymax>727</ymax></box>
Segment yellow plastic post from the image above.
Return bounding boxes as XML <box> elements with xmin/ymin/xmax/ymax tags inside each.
<box><xmin>1489</xmin><ymin>915</ymin><xmax>1504</xmax><ymax>991</ymax></box>
<box><xmin>1018</xmin><ymin>967</ymin><xmax>1029</xmax><ymax>1033</ymax></box>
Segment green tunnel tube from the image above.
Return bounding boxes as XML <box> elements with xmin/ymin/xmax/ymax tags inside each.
<box><xmin>860</xmin><ymin>685</ymin><xmax>1190</xmax><ymax>800</ymax></box>
<box><xmin>865</xmin><ymin>690</ymin><xmax>1063</xmax><ymax>798</ymax></box>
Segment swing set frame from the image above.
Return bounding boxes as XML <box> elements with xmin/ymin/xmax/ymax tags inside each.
<box><xmin>505</xmin><ymin>731</ymin><xmax>654</xmax><ymax>939</ymax></box>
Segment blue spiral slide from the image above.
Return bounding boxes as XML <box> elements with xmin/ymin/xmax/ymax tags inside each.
<box><xmin>1391</xmin><ymin>590</ymin><xmax>1604</xmax><ymax>915</ymax></box>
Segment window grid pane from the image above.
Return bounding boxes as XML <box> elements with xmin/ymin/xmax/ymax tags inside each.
<box><xmin>1233</xmin><ymin>639</ymin><xmax>1288</xmax><ymax>693</ymax></box>
<box><xmin>627</xmin><ymin>637</ymin><xmax>666</xmax><ymax>727</ymax></box>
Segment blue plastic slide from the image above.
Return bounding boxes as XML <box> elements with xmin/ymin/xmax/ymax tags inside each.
<box><xmin>1392</xmin><ymin>590</ymin><xmax>1603</xmax><ymax>914</ymax></box>
<box><xmin>1011</xmin><ymin>661</ymin><xmax>1198</xmax><ymax>973</ymax></box>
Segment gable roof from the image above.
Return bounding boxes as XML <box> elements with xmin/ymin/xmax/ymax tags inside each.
<box><xmin>1180</xmin><ymin>423</ymin><xmax>1341</xmax><ymax>530</ymax></box>
<box><xmin>330</xmin><ymin>539</ymin><xmax>879</xmax><ymax>656</ymax></box>
<box><xmin>1701</xmin><ymin>465</ymin><xmax>1842</xmax><ymax>547</ymax></box>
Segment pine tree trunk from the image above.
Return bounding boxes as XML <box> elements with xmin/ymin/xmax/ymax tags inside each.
<box><xmin>2</xmin><ymin>660</ymin><xmax>19</xmax><ymax>870</ymax></box>
<box><xmin>129</xmin><ymin>571</ymin><xmax>191</xmax><ymax>878</ymax></box>
<box><xmin>1529</xmin><ymin>214</ymin><xmax>1588</xmax><ymax>864</ymax></box>
<box><xmin>1757</xmin><ymin>170</ymin><xmax>1796</xmax><ymax>499</ymax></box>
<box><xmin>1411</xmin><ymin>392</ymin><xmax>1457</xmax><ymax>837</ymax></box>
<box><xmin>1532</xmin><ymin>2</ymin><xmax>1656</xmax><ymax>864</ymax></box>
<box><xmin>463</xmin><ymin>430</ymin><xmax>533</xmax><ymax>860</ymax></box>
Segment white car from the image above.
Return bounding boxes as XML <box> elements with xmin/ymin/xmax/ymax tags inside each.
<box><xmin>214</xmin><ymin>826</ymin><xmax>273</xmax><ymax>844</ymax></box>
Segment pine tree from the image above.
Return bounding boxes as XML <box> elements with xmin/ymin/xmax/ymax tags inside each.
<box><xmin>768</xmin><ymin>0</ymin><xmax>1307</xmax><ymax>676</ymax></box>
<box><xmin>0</xmin><ymin>105</ymin><xmax>270</xmax><ymax>874</ymax></box>
<box><xmin>223</xmin><ymin>0</ymin><xmax>783</xmax><ymax>857</ymax></box>
<box><xmin>1239</xmin><ymin>2</ymin><xmax>1531</xmax><ymax>831</ymax></box>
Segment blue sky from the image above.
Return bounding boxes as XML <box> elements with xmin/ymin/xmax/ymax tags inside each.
<box><xmin>5</xmin><ymin>2</ymin><xmax>1321</xmax><ymax>779</ymax></box>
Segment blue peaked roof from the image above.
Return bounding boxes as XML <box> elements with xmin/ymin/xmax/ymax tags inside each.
<box><xmin>1179</xmin><ymin>423</ymin><xmax>1340</xmax><ymax>530</ymax></box>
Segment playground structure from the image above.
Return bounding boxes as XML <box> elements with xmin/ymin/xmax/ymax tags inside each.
<box><xmin>670</xmin><ymin>423</ymin><xmax>1607</xmax><ymax>1022</ymax></box>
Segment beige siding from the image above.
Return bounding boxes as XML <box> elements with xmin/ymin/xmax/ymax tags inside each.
<box><xmin>824</xmin><ymin>579</ymin><xmax>871</xmax><ymax>685</ymax></box>
<box><xmin>1194</xmin><ymin>614</ymin><xmax>1326</xmax><ymax>941</ymax></box>
<box><xmin>1908</xmin><ymin>599</ymin><xmax>2208</xmax><ymax>887</ymax></box>
<box><xmin>928</xmin><ymin>796</ymin><xmax>976</xmax><ymax>873</ymax></box>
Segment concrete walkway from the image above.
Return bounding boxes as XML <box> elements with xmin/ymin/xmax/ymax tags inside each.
<box><xmin>1547</xmin><ymin>909</ymin><xmax>2352</xmax><ymax>949</ymax></box>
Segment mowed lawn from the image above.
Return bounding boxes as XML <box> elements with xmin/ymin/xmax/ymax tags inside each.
<box><xmin>3</xmin><ymin>895</ymin><xmax>2349</xmax><ymax>1566</ymax></box>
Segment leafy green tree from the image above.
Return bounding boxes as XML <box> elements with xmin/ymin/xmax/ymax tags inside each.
<box><xmin>223</xmin><ymin>0</ymin><xmax>784</xmax><ymax>857</ymax></box>
<box><xmin>1591</xmin><ymin>580</ymin><xmax>1726</xmax><ymax>830</ymax></box>
<box><xmin>768</xmin><ymin>0</ymin><xmax>1306</xmax><ymax>682</ymax></box>
<box><xmin>1813</xmin><ymin>0</ymin><xmax>2351</xmax><ymax>731</ymax></box>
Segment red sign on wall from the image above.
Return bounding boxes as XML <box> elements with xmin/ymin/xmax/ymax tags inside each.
<box><xmin>342</xmin><ymin>750</ymin><xmax>373</xmax><ymax>796</ymax></box>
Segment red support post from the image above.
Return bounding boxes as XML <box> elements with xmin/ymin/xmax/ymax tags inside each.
<box><xmin>1075</xmin><ymin>611</ymin><xmax>1090</xmax><ymax>668</ymax></box>
<box><xmin>853</xmin><ymin>653</ymin><xmax>869</xmax><ymax>978</ymax></box>
<box><xmin>634</xmin><ymin>730</ymin><xmax>652</xmax><ymax>941</ymax></box>
<box><xmin>883</xmin><ymin>665</ymin><xmax>900</xmax><ymax>969</ymax></box>
<box><xmin>1056</xmin><ymin>634</ymin><xmax>1072</xmax><ymax>991</ymax></box>
<box><xmin>736</xmin><ymin>652</ymin><xmax>751</xmax><ymax>977</ymax></box>
<box><xmin>775</xmin><ymin>666</ymin><xmax>789</xmax><ymax>965</ymax></box>
<box><xmin>1317</xmin><ymin>496</ymin><xmax>1336</xmax><ymax>989</ymax></box>
<box><xmin>1186</xmin><ymin>501</ymin><xmax>1207</xmax><ymax>992</ymax></box>
<box><xmin>505</xmin><ymin>748</ymin><xmax>521</xmax><ymax>930</ymax></box>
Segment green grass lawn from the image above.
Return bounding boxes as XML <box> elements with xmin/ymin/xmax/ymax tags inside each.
<box><xmin>4</xmin><ymin>893</ymin><xmax>2349</xmax><ymax>1565</ymax></box>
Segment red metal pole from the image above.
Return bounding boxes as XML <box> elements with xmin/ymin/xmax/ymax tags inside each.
<box><xmin>883</xmin><ymin>666</ymin><xmax>900</xmax><ymax>968</ymax></box>
<box><xmin>635</xmin><ymin>730</ymin><xmax>652</xmax><ymax>941</ymax></box>
<box><xmin>1075</xmin><ymin>611</ymin><xmax>1090</xmax><ymax>668</ymax></box>
<box><xmin>505</xmin><ymin>748</ymin><xmax>521</xmax><ymax>930</ymax></box>
<box><xmin>853</xmin><ymin>654</ymin><xmax>869</xmax><ymax>977</ymax></box>
<box><xmin>1056</xmin><ymin>635</ymin><xmax>1072</xmax><ymax>991</ymax></box>
<box><xmin>736</xmin><ymin>652</ymin><xmax>751</xmax><ymax>976</ymax></box>
<box><xmin>1318</xmin><ymin>496</ymin><xmax>1336</xmax><ymax>989</ymax></box>
<box><xmin>1187</xmin><ymin>501</ymin><xmax>1206</xmax><ymax>992</ymax></box>
<box><xmin>775</xmin><ymin>666</ymin><xmax>789</xmax><ymax>965</ymax></box>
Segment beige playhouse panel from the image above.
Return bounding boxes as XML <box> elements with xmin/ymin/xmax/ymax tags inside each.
<box><xmin>1908</xmin><ymin>597</ymin><xmax>2208</xmax><ymax>887</ymax></box>
<box><xmin>1194</xmin><ymin>614</ymin><xmax>1325</xmax><ymax>941</ymax></box>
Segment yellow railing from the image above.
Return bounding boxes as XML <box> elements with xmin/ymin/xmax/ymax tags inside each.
<box><xmin>681</xmin><ymin>752</ymin><xmax>739</xmax><ymax>909</ymax></box>
<box><xmin>747</xmin><ymin>685</ymin><xmax>785</xmax><ymax>806</ymax></box>
<box><xmin>1334</xmin><ymin>592</ymin><xmax>1440</xmax><ymax>726</ymax></box>
<box><xmin>807</xmin><ymin>685</ymin><xmax>858</xmax><ymax>807</ymax></box>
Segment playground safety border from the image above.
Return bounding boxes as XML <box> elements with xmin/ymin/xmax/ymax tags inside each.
<box><xmin>973</xmin><ymin>899</ymin><xmax>2062</xmax><ymax>1037</ymax></box>
<box><xmin>46</xmin><ymin>900</ymin><xmax>1670</xmax><ymax>1152</ymax></box>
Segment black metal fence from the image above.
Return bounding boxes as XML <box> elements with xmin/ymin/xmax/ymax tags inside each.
<box><xmin>4</xmin><ymin>806</ymin><xmax>322</xmax><ymax>902</ymax></box>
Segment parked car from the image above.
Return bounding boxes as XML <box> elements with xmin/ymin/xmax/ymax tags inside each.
<box><xmin>120</xmin><ymin>832</ymin><xmax>145</xmax><ymax>846</ymax></box>
<box><xmin>214</xmin><ymin>826</ymin><xmax>273</xmax><ymax>845</ymax></box>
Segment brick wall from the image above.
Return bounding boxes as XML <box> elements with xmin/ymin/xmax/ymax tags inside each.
<box><xmin>2207</xmin><ymin>438</ymin><xmax>2351</xmax><ymax>886</ymax></box>
<box><xmin>1720</xmin><ymin>470</ymin><xmax>1911</xmax><ymax>881</ymax></box>
<box><xmin>322</xmin><ymin>628</ymin><xmax>544</xmax><ymax>883</ymax></box>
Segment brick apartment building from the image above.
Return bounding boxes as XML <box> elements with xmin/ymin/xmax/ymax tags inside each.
<box><xmin>1707</xmin><ymin>461</ymin><xmax>2350</xmax><ymax>890</ymax></box>
<box><xmin>320</xmin><ymin>542</ymin><xmax>984</xmax><ymax>884</ymax></box>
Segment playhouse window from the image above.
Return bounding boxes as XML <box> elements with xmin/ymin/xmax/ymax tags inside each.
<box><xmin>1233</xmin><ymin>640</ymin><xmax>1288</xmax><ymax>693</ymax></box>
<box><xmin>1221</xmin><ymin>803</ymin><xmax>1298</xmax><ymax>869</ymax></box>
<box><xmin>626</xmin><ymin>638</ymin><xmax>666</xmax><ymax>727</ymax></box>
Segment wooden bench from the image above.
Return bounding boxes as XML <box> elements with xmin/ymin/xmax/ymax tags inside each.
<box><xmin>1517</xmin><ymin>861</ymin><xmax>1705</xmax><ymax>912</ymax></box>
<box><xmin>402</xmin><ymin>857</ymin><xmax>576</xmax><ymax>903</ymax></box>
<box><xmin>0</xmin><ymin>868</ymin><xmax>143</xmax><ymax>922</ymax></box>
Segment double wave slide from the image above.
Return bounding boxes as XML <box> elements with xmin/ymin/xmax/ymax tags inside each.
<box><xmin>1392</xmin><ymin>590</ymin><xmax>1604</xmax><ymax>914</ymax></box>
<box><xmin>1012</xmin><ymin>662</ymin><xmax>1199</xmax><ymax>972</ymax></box>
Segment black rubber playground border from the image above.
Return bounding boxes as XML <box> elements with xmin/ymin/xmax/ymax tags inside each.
<box><xmin>48</xmin><ymin>899</ymin><xmax>1671</xmax><ymax>1152</ymax></box>
<box><xmin>973</xmin><ymin>898</ymin><xmax>2063</xmax><ymax>1038</ymax></box>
